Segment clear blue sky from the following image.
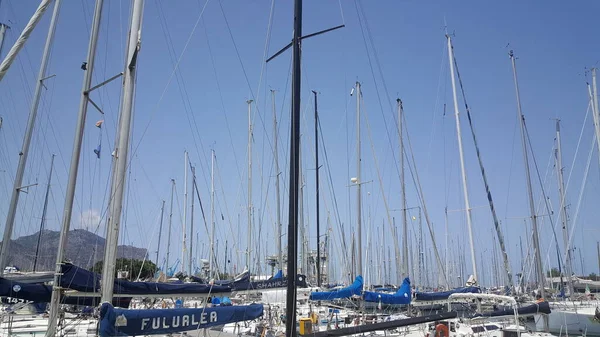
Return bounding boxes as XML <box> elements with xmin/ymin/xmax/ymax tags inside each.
<box><xmin>0</xmin><ymin>0</ymin><xmax>599</xmax><ymax>286</ymax></box>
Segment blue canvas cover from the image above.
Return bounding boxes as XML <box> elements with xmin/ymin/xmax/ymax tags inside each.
<box><xmin>114</xmin><ymin>280</ymin><xmax>230</xmax><ymax>295</ymax></box>
<box><xmin>61</xmin><ymin>264</ymin><xmax>231</xmax><ymax>295</ymax></box>
<box><xmin>310</xmin><ymin>275</ymin><xmax>363</xmax><ymax>301</ymax></box>
<box><xmin>60</xmin><ymin>263</ymin><xmax>100</xmax><ymax>292</ymax></box>
<box><xmin>232</xmin><ymin>274</ymin><xmax>307</xmax><ymax>291</ymax></box>
<box><xmin>189</xmin><ymin>276</ymin><xmax>205</xmax><ymax>283</ymax></box>
<box><xmin>213</xmin><ymin>270</ymin><xmax>250</xmax><ymax>287</ymax></box>
<box><xmin>270</xmin><ymin>270</ymin><xmax>283</xmax><ymax>280</ymax></box>
<box><xmin>474</xmin><ymin>301</ymin><xmax>551</xmax><ymax>317</ymax></box>
<box><xmin>364</xmin><ymin>277</ymin><xmax>411</xmax><ymax>305</ymax></box>
<box><xmin>415</xmin><ymin>286</ymin><xmax>480</xmax><ymax>301</ymax></box>
<box><xmin>98</xmin><ymin>302</ymin><xmax>264</xmax><ymax>336</ymax></box>
<box><xmin>0</xmin><ymin>277</ymin><xmax>130</xmax><ymax>307</ymax></box>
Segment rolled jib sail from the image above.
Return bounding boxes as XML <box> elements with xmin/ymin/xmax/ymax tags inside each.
<box><xmin>415</xmin><ymin>286</ymin><xmax>480</xmax><ymax>301</ymax></box>
<box><xmin>309</xmin><ymin>275</ymin><xmax>363</xmax><ymax>301</ymax></box>
<box><xmin>363</xmin><ymin>277</ymin><xmax>411</xmax><ymax>305</ymax></box>
<box><xmin>98</xmin><ymin>302</ymin><xmax>264</xmax><ymax>336</ymax></box>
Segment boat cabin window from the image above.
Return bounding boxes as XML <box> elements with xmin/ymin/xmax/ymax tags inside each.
<box><xmin>471</xmin><ymin>325</ymin><xmax>499</xmax><ymax>333</ymax></box>
<box><xmin>502</xmin><ymin>331</ymin><xmax>519</xmax><ymax>337</ymax></box>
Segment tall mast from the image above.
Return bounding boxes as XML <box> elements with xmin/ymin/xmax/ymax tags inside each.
<box><xmin>0</xmin><ymin>0</ymin><xmax>54</xmax><ymax>82</ymax></box>
<box><xmin>286</xmin><ymin>0</ymin><xmax>302</xmax><ymax>335</ymax></box>
<box><xmin>313</xmin><ymin>90</ymin><xmax>321</xmax><ymax>286</ymax></box>
<box><xmin>189</xmin><ymin>166</ymin><xmax>195</xmax><ymax>275</ymax></box>
<box><xmin>182</xmin><ymin>151</ymin><xmax>188</xmax><ymax>274</ymax></box>
<box><xmin>0</xmin><ymin>23</ymin><xmax>8</xmax><ymax>58</ymax></box>
<box><xmin>398</xmin><ymin>98</ymin><xmax>408</xmax><ymax>282</ymax></box>
<box><xmin>166</xmin><ymin>179</ymin><xmax>175</xmax><ymax>272</ymax></box>
<box><xmin>263</xmin><ymin>0</ymin><xmax>342</xmax><ymax>334</ymax></box>
<box><xmin>46</xmin><ymin>1</ymin><xmax>101</xmax><ymax>334</ymax></box>
<box><xmin>224</xmin><ymin>240</ymin><xmax>228</xmax><ymax>276</ymax></box>
<box><xmin>272</xmin><ymin>90</ymin><xmax>283</xmax><ymax>272</ymax></box>
<box><xmin>247</xmin><ymin>99</ymin><xmax>253</xmax><ymax>271</ymax></box>
<box><xmin>519</xmin><ymin>235</ymin><xmax>524</xmax><ymax>290</ymax></box>
<box><xmin>100</xmin><ymin>0</ymin><xmax>144</xmax><ymax>303</ymax></box>
<box><xmin>451</xmin><ymin>35</ymin><xmax>513</xmax><ymax>291</ymax></box>
<box><xmin>418</xmin><ymin>209</ymin><xmax>423</xmax><ymax>286</ymax></box>
<box><xmin>446</xmin><ymin>34</ymin><xmax>478</xmax><ymax>284</ymax></box>
<box><xmin>392</xmin><ymin>217</ymin><xmax>400</xmax><ymax>282</ymax></box>
<box><xmin>387</xmin><ymin>246</ymin><xmax>391</xmax><ymax>285</ymax></box>
<box><xmin>157</xmin><ymin>200</ymin><xmax>165</xmax><ymax>269</ymax></box>
<box><xmin>0</xmin><ymin>0</ymin><xmax>61</xmax><ymax>274</ymax></box>
<box><xmin>355</xmin><ymin>81</ymin><xmax>363</xmax><ymax>278</ymax></box>
<box><xmin>380</xmin><ymin>222</ymin><xmax>384</xmax><ymax>284</ymax></box>
<box><xmin>445</xmin><ymin>207</ymin><xmax>449</xmax><ymax>287</ymax></box>
<box><xmin>210</xmin><ymin>150</ymin><xmax>216</xmax><ymax>279</ymax></box>
<box><xmin>509</xmin><ymin>50</ymin><xmax>545</xmax><ymax>298</ymax></box>
<box><xmin>591</xmin><ymin>70</ymin><xmax>600</xmax><ymax>176</ymax></box>
<box><xmin>555</xmin><ymin>119</ymin><xmax>574</xmax><ymax>296</ymax></box>
<box><xmin>33</xmin><ymin>154</ymin><xmax>55</xmax><ymax>272</ymax></box>
<box><xmin>299</xmin><ymin>147</ymin><xmax>305</xmax><ymax>275</ymax></box>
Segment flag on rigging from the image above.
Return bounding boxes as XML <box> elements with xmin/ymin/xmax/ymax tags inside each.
<box><xmin>94</xmin><ymin>144</ymin><xmax>101</xmax><ymax>159</ymax></box>
<box><xmin>95</xmin><ymin>120</ymin><xmax>104</xmax><ymax>128</ymax></box>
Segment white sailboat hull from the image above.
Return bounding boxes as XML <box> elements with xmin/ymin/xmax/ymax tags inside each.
<box><xmin>536</xmin><ymin>305</ymin><xmax>600</xmax><ymax>336</ymax></box>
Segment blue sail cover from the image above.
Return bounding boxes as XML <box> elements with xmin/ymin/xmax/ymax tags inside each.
<box><xmin>0</xmin><ymin>277</ymin><xmax>53</xmax><ymax>304</ymax></box>
<box><xmin>0</xmin><ymin>277</ymin><xmax>130</xmax><ymax>307</ymax></box>
<box><xmin>474</xmin><ymin>301</ymin><xmax>551</xmax><ymax>318</ymax></box>
<box><xmin>310</xmin><ymin>275</ymin><xmax>363</xmax><ymax>301</ymax></box>
<box><xmin>213</xmin><ymin>270</ymin><xmax>250</xmax><ymax>287</ymax></box>
<box><xmin>114</xmin><ymin>281</ymin><xmax>230</xmax><ymax>295</ymax></box>
<box><xmin>189</xmin><ymin>276</ymin><xmax>205</xmax><ymax>283</ymax></box>
<box><xmin>61</xmin><ymin>264</ymin><xmax>231</xmax><ymax>295</ymax></box>
<box><xmin>98</xmin><ymin>302</ymin><xmax>264</xmax><ymax>337</ymax></box>
<box><xmin>364</xmin><ymin>277</ymin><xmax>411</xmax><ymax>305</ymax></box>
<box><xmin>270</xmin><ymin>270</ymin><xmax>283</xmax><ymax>280</ymax></box>
<box><xmin>233</xmin><ymin>274</ymin><xmax>307</xmax><ymax>291</ymax></box>
<box><xmin>415</xmin><ymin>286</ymin><xmax>480</xmax><ymax>301</ymax></box>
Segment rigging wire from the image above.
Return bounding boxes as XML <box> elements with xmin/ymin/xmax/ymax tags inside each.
<box><xmin>318</xmin><ymin>114</ymin><xmax>351</xmax><ymax>277</ymax></box>
<box><xmin>127</xmin><ymin>0</ymin><xmax>212</xmax><ymax>181</ymax></box>
<box><xmin>154</xmin><ymin>0</ymin><xmax>212</xmax><ymax>191</ymax></box>
<box><xmin>362</xmin><ymin>95</ymin><xmax>402</xmax><ymax>281</ymax></box>
<box><xmin>522</xmin><ymin>119</ymin><xmax>565</xmax><ymax>277</ymax></box>
<box><xmin>353</xmin><ymin>0</ymin><xmax>399</xmax><ymax>181</ymax></box>
<box><xmin>200</xmin><ymin>18</ymin><xmax>243</xmax><ymax>197</ymax></box>
<box><xmin>550</xmin><ymin>100</ymin><xmax>592</xmax><ymax>270</ymax></box>
<box><xmin>555</xmin><ymin>100</ymin><xmax>591</xmax><ymax>261</ymax></box>
<box><xmin>563</xmin><ymin>134</ymin><xmax>595</xmax><ymax>271</ymax></box>
<box><xmin>216</xmin><ymin>0</ymin><xmax>276</xmax><ymax>156</ymax></box>
<box><xmin>451</xmin><ymin>45</ymin><xmax>514</xmax><ymax>287</ymax></box>
<box><xmin>403</xmin><ymin>109</ymin><xmax>449</xmax><ymax>287</ymax></box>
<box><xmin>353</xmin><ymin>2</ymin><xmax>448</xmax><ymax>282</ymax></box>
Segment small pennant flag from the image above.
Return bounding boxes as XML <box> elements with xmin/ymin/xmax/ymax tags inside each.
<box><xmin>95</xmin><ymin>120</ymin><xmax>104</xmax><ymax>128</ymax></box>
<box><xmin>412</xmin><ymin>216</ymin><xmax>416</xmax><ymax>221</ymax></box>
<box><xmin>94</xmin><ymin>144</ymin><xmax>101</xmax><ymax>158</ymax></box>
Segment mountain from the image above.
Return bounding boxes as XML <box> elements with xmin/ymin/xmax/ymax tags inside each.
<box><xmin>1</xmin><ymin>229</ymin><xmax>148</xmax><ymax>271</ymax></box>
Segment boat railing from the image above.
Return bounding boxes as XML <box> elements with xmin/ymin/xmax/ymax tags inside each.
<box><xmin>448</xmin><ymin>293</ymin><xmax>522</xmax><ymax>337</ymax></box>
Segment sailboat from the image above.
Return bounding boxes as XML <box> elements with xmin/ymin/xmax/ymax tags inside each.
<box><xmin>534</xmin><ymin>68</ymin><xmax>600</xmax><ymax>337</ymax></box>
